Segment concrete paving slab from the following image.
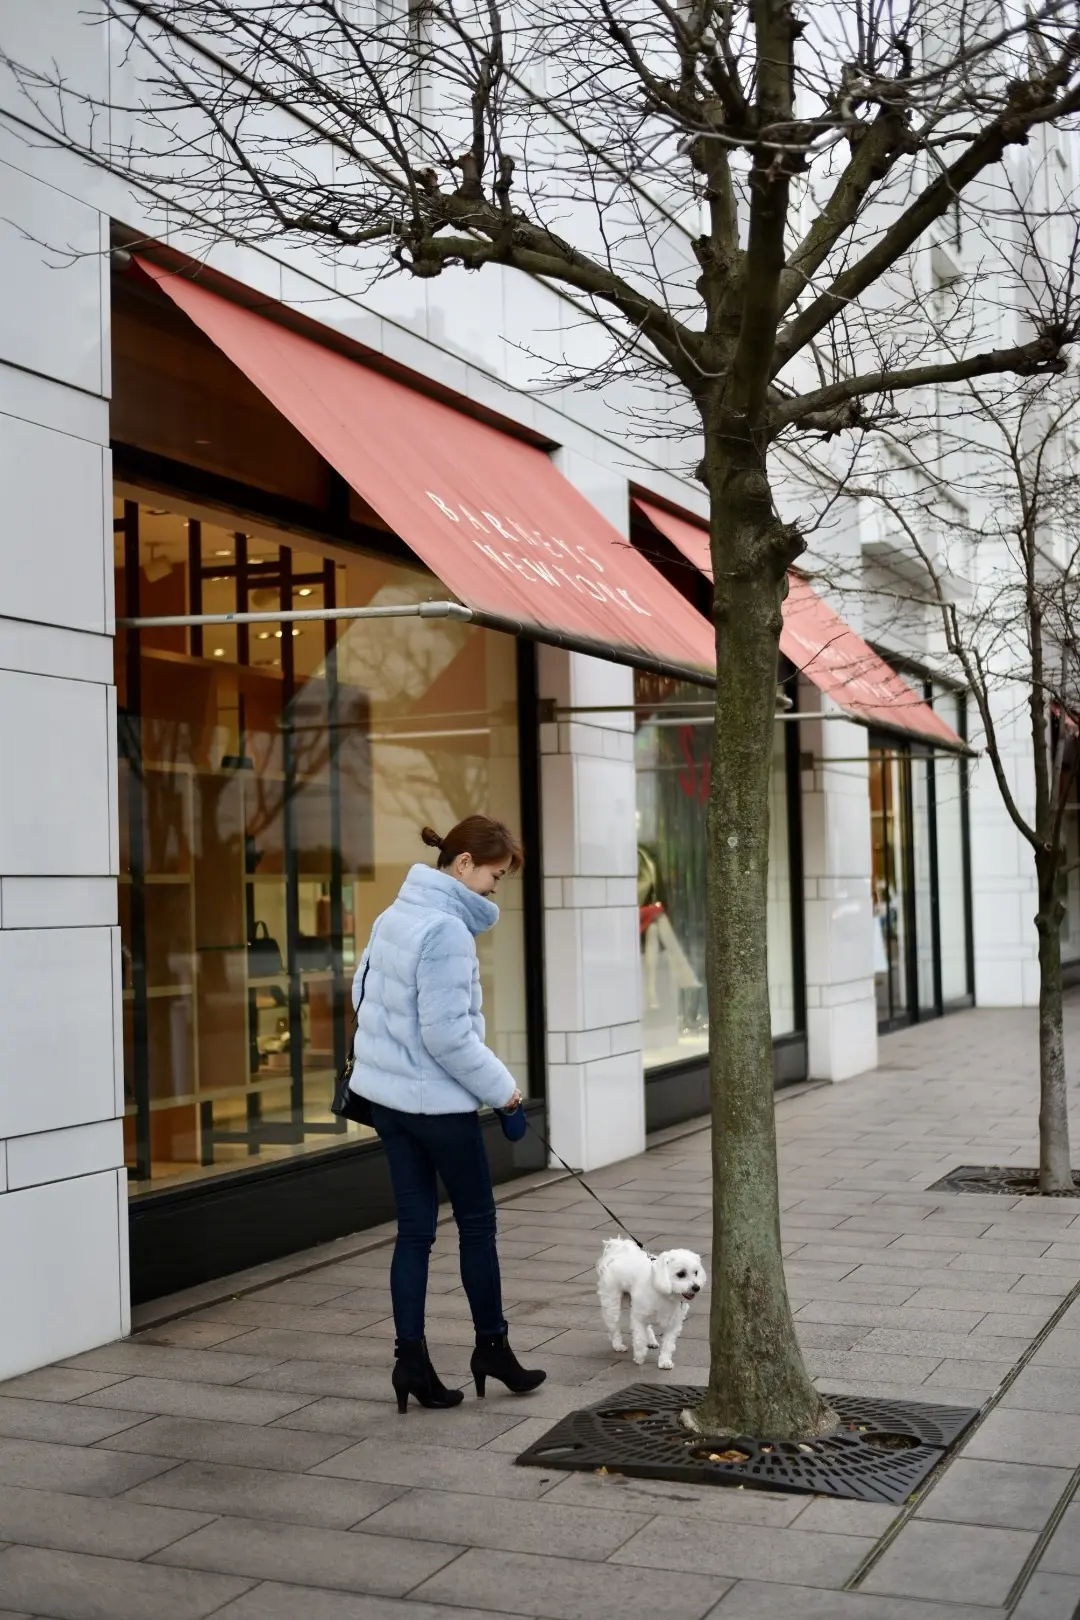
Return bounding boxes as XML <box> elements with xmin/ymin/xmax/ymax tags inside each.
<box><xmin>0</xmin><ymin>1544</ymin><xmax>255</xmax><ymax>1620</ymax></box>
<box><xmin>1038</xmin><ymin>1503</ymin><xmax>1080</xmax><ymax>1575</ymax></box>
<box><xmin>0</xmin><ymin>1437</ymin><xmax>176</xmax><ymax>1498</ymax></box>
<box><xmin>708</xmin><ymin>1580</ymin><xmax>999</xmax><ymax>1618</ymax></box>
<box><xmin>410</xmin><ymin>1546</ymin><xmax>730</xmax><ymax>1620</ymax></box>
<box><xmin>608</xmin><ymin>1513</ymin><xmax>874</xmax><ymax>1586</ymax></box>
<box><xmin>1011</xmin><ymin>1570</ymin><xmax>1080</xmax><ymax>1618</ymax></box>
<box><xmin>127</xmin><ymin>1460</ymin><xmax>402</xmax><ymax>1528</ymax></box>
<box><xmin>861</xmin><ymin>1518</ymin><xmax>1037</xmax><ymax>1605</ymax></box>
<box><xmin>96</xmin><ymin>1414</ymin><xmax>355</xmax><ymax>1471</ymax></box>
<box><xmin>150</xmin><ymin>1516</ymin><xmax>461</xmax><ymax>1596</ymax></box>
<box><xmin>76</xmin><ymin>1378</ymin><xmax>316</xmax><ymax>1425</ymax></box>
<box><xmin>915</xmin><ymin>1459</ymin><xmax>1071</xmax><ymax>1530</ymax></box>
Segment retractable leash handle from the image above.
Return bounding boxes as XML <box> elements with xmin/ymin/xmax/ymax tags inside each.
<box><xmin>521</xmin><ymin>1115</ymin><xmax>647</xmax><ymax>1252</ymax></box>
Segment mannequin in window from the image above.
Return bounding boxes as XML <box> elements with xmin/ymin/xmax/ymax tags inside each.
<box><xmin>638</xmin><ymin>845</ymin><xmax>700</xmax><ymax>1012</ymax></box>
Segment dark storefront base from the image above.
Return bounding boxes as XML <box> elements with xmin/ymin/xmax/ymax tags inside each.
<box><xmin>644</xmin><ymin>1035</ymin><xmax>807</xmax><ymax>1135</ymax></box>
<box><xmin>129</xmin><ymin>1100</ymin><xmax>547</xmax><ymax>1305</ymax></box>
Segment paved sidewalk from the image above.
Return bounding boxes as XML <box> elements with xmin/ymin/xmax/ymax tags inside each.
<box><xmin>3</xmin><ymin>1004</ymin><xmax>1080</xmax><ymax>1619</ymax></box>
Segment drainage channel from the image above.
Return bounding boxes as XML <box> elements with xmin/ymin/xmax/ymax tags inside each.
<box><xmin>844</xmin><ymin>1266</ymin><xmax>1080</xmax><ymax>1608</ymax></box>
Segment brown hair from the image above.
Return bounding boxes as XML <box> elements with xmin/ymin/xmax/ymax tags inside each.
<box><xmin>420</xmin><ymin>816</ymin><xmax>524</xmax><ymax>874</ymax></box>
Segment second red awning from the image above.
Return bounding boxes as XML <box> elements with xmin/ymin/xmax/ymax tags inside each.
<box><xmin>137</xmin><ymin>260</ymin><xmax>715</xmax><ymax>680</ymax></box>
<box><xmin>635</xmin><ymin>498</ymin><xmax>965</xmax><ymax>751</ymax></box>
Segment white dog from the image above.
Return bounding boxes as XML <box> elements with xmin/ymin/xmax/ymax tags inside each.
<box><xmin>596</xmin><ymin>1237</ymin><xmax>706</xmax><ymax>1370</ymax></box>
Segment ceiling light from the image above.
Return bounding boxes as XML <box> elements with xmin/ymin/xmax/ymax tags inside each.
<box><xmin>257</xmin><ymin>631</ymin><xmax>271</xmax><ymax>641</ymax></box>
<box><xmin>292</xmin><ymin>629</ymin><xmax>301</xmax><ymax>637</ymax></box>
<box><xmin>297</xmin><ymin>587</ymin><xmax>312</xmax><ymax>597</ymax></box>
<box><xmin>274</xmin><ymin>631</ymin><xmax>283</xmax><ymax>639</ymax></box>
<box><xmin>214</xmin><ymin>548</ymin><xmax>232</xmax><ymax>557</ymax></box>
<box><xmin>213</xmin><ymin>647</ymin><xmax>226</xmax><ymax>658</ymax></box>
<box><xmin>142</xmin><ymin>547</ymin><xmax>172</xmax><ymax>584</ymax></box>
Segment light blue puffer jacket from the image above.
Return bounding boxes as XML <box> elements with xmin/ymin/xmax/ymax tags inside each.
<box><xmin>348</xmin><ymin>863</ymin><xmax>518</xmax><ymax>1114</ymax></box>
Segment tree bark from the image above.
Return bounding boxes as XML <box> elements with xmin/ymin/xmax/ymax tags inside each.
<box><xmin>1036</xmin><ymin>865</ymin><xmax>1072</xmax><ymax>1193</ymax></box>
<box><xmin>690</xmin><ymin>438</ymin><xmax>836</xmax><ymax>1440</ymax></box>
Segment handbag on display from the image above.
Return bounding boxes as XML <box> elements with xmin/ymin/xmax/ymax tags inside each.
<box><xmin>331</xmin><ymin>948</ymin><xmax>375</xmax><ymax>1128</ymax></box>
<box><xmin>248</xmin><ymin>920</ymin><xmax>284</xmax><ymax>978</ymax></box>
<box><xmin>295</xmin><ymin>934</ymin><xmax>334</xmax><ymax>973</ymax></box>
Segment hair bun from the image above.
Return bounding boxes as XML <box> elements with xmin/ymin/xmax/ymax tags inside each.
<box><xmin>420</xmin><ymin>826</ymin><xmax>445</xmax><ymax>851</ymax></box>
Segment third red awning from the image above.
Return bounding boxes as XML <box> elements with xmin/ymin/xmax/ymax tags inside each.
<box><xmin>634</xmin><ymin>499</ymin><xmax>965</xmax><ymax>751</ymax></box>
<box><xmin>136</xmin><ymin>258</ymin><xmax>715</xmax><ymax>682</ymax></box>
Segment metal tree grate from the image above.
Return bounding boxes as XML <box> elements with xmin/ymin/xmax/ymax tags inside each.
<box><xmin>928</xmin><ymin>1164</ymin><xmax>1080</xmax><ymax>1198</ymax></box>
<box><xmin>515</xmin><ymin>1385</ymin><xmax>979</xmax><ymax>1503</ymax></box>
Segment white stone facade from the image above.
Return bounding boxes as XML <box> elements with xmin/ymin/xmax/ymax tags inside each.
<box><xmin>0</xmin><ymin>153</ymin><xmax>129</xmax><ymax>1380</ymax></box>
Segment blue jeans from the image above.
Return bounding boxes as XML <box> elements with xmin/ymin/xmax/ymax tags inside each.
<box><xmin>371</xmin><ymin>1103</ymin><xmax>506</xmax><ymax>1342</ymax></box>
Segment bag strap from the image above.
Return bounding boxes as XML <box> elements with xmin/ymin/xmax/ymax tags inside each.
<box><xmin>347</xmin><ymin>922</ymin><xmax>379</xmax><ymax>1040</ymax></box>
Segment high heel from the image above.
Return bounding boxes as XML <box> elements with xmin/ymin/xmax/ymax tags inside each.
<box><xmin>392</xmin><ymin>1337</ymin><xmax>464</xmax><ymax>1413</ymax></box>
<box><xmin>471</xmin><ymin>1332</ymin><xmax>546</xmax><ymax>1397</ymax></box>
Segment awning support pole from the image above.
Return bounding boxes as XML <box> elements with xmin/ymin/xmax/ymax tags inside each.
<box><xmin>116</xmin><ymin>601</ymin><xmax>473</xmax><ymax>630</ymax></box>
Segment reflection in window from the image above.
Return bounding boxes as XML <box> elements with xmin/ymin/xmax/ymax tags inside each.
<box><xmin>633</xmin><ymin>678</ymin><xmax>796</xmax><ymax>1071</ymax></box>
<box><xmin>116</xmin><ymin>493</ymin><xmax>526</xmax><ymax>1191</ymax></box>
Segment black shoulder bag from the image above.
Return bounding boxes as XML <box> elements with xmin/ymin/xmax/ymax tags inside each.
<box><xmin>331</xmin><ymin>947</ymin><xmax>375</xmax><ymax>1128</ymax></box>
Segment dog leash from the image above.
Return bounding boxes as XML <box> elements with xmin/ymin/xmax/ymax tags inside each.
<box><xmin>524</xmin><ymin>1118</ymin><xmax>647</xmax><ymax>1251</ymax></box>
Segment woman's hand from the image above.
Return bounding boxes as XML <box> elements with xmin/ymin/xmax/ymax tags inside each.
<box><xmin>506</xmin><ymin>1088</ymin><xmax>523</xmax><ymax>1110</ymax></box>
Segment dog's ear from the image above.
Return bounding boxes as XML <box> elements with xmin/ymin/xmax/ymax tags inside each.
<box><xmin>651</xmin><ymin>1252</ymin><xmax>676</xmax><ymax>1296</ymax></box>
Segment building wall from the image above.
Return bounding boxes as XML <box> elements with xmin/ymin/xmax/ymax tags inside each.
<box><xmin>0</xmin><ymin>154</ymin><xmax>128</xmax><ymax>1379</ymax></box>
<box><xmin>967</xmin><ymin>689</ymin><xmax>1041</xmax><ymax>1008</ymax></box>
<box><xmin>538</xmin><ymin>453</ymin><xmax>645</xmax><ymax>1172</ymax></box>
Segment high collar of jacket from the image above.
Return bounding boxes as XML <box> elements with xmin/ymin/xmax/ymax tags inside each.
<box><xmin>398</xmin><ymin>862</ymin><xmax>500</xmax><ymax>935</ymax></box>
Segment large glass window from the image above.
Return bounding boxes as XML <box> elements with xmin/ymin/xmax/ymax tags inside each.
<box><xmin>116</xmin><ymin>492</ymin><xmax>527</xmax><ymax>1192</ymax></box>
<box><xmin>634</xmin><ymin>678</ymin><xmax>797</xmax><ymax>1071</ymax></box>
<box><xmin>870</xmin><ymin>694</ymin><xmax>972</xmax><ymax>1028</ymax></box>
<box><xmin>870</xmin><ymin>748</ymin><xmax>911</xmax><ymax>1026</ymax></box>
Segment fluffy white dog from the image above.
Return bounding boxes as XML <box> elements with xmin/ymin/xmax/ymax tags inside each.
<box><xmin>596</xmin><ymin>1237</ymin><xmax>706</xmax><ymax>1370</ymax></box>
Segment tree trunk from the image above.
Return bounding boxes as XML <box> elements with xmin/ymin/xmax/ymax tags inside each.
<box><xmin>1036</xmin><ymin>870</ymin><xmax>1072</xmax><ymax>1193</ymax></box>
<box><xmin>690</xmin><ymin>448</ymin><xmax>835</xmax><ymax>1441</ymax></box>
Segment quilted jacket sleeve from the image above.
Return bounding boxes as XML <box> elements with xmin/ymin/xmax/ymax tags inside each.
<box><xmin>416</xmin><ymin>917</ymin><xmax>517</xmax><ymax>1108</ymax></box>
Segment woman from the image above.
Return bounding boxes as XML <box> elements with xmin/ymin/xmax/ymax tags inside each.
<box><xmin>350</xmin><ymin>815</ymin><xmax>546</xmax><ymax>1413</ymax></box>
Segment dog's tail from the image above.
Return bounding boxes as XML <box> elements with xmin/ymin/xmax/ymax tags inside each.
<box><xmin>596</xmin><ymin>1236</ymin><xmax>631</xmax><ymax>1278</ymax></box>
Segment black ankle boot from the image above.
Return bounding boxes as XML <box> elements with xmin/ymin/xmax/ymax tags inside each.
<box><xmin>392</xmin><ymin>1337</ymin><xmax>464</xmax><ymax>1414</ymax></box>
<box><xmin>471</xmin><ymin>1332</ymin><xmax>546</xmax><ymax>1397</ymax></box>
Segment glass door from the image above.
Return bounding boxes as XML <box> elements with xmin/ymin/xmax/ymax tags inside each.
<box><xmin>869</xmin><ymin>747</ymin><xmax>911</xmax><ymax>1027</ymax></box>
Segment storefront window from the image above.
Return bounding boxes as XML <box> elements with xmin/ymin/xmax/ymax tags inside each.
<box><xmin>116</xmin><ymin>493</ymin><xmax>527</xmax><ymax>1192</ymax></box>
<box><xmin>870</xmin><ymin>748</ymin><xmax>910</xmax><ymax>1026</ymax></box>
<box><xmin>871</xmin><ymin>694</ymin><xmax>972</xmax><ymax>1027</ymax></box>
<box><xmin>634</xmin><ymin>679</ymin><xmax>796</xmax><ymax>1070</ymax></box>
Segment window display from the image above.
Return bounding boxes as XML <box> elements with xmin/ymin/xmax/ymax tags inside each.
<box><xmin>116</xmin><ymin>492</ymin><xmax>527</xmax><ymax>1191</ymax></box>
<box><xmin>634</xmin><ymin>679</ymin><xmax>797</xmax><ymax>1071</ymax></box>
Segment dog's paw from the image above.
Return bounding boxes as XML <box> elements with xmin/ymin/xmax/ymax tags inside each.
<box><xmin>657</xmin><ymin>1355</ymin><xmax>674</xmax><ymax>1371</ymax></box>
<box><xmin>646</xmin><ymin>1328</ymin><xmax>659</xmax><ymax>1349</ymax></box>
<box><xmin>632</xmin><ymin>1351</ymin><xmax>647</xmax><ymax>1366</ymax></box>
<box><xmin>611</xmin><ymin>1336</ymin><xmax>627</xmax><ymax>1353</ymax></box>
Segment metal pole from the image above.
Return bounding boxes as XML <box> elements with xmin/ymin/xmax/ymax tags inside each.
<box><xmin>116</xmin><ymin>601</ymin><xmax>473</xmax><ymax>630</ymax></box>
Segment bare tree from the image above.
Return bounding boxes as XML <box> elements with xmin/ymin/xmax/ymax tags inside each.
<box><xmin>801</xmin><ymin>363</ymin><xmax>1080</xmax><ymax>1193</ymax></box>
<box><xmin>782</xmin><ymin>151</ymin><xmax>1080</xmax><ymax>1194</ymax></box>
<box><xmin>7</xmin><ymin>0</ymin><xmax>1080</xmax><ymax>1437</ymax></box>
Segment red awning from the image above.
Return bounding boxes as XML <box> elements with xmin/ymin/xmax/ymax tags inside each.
<box><xmin>138</xmin><ymin>260</ymin><xmax>715</xmax><ymax>680</ymax></box>
<box><xmin>634</xmin><ymin>498</ymin><xmax>965</xmax><ymax>750</ymax></box>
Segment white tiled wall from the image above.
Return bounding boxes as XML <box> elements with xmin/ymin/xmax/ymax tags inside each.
<box><xmin>799</xmin><ymin>683</ymin><xmax>879</xmax><ymax>1082</ymax></box>
<box><xmin>967</xmin><ymin>685</ymin><xmax>1040</xmax><ymax>1007</ymax></box>
<box><xmin>0</xmin><ymin>161</ymin><xmax>127</xmax><ymax>1379</ymax></box>
<box><xmin>536</xmin><ymin>455</ymin><xmax>645</xmax><ymax>1170</ymax></box>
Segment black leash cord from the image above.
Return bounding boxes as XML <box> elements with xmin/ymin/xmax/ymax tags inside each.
<box><xmin>524</xmin><ymin>1118</ymin><xmax>646</xmax><ymax>1251</ymax></box>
